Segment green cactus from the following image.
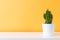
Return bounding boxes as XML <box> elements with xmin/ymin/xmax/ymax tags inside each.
<box><xmin>43</xmin><ymin>9</ymin><xmax>53</xmax><ymax>24</ymax></box>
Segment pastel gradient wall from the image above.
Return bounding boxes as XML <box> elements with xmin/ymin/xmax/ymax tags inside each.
<box><xmin>0</xmin><ymin>0</ymin><xmax>60</xmax><ymax>32</ymax></box>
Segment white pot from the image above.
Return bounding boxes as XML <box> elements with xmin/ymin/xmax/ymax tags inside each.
<box><xmin>42</xmin><ymin>24</ymin><xmax>54</xmax><ymax>36</ymax></box>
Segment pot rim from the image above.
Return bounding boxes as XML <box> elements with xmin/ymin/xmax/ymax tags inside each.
<box><xmin>42</xmin><ymin>23</ymin><xmax>54</xmax><ymax>25</ymax></box>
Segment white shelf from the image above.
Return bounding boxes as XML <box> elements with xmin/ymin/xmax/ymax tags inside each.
<box><xmin>0</xmin><ymin>32</ymin><xmax>60</xmax><ymax>40</ymax></box>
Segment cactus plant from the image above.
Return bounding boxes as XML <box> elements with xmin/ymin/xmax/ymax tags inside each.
<box><xmin>43</xmin><ymin>9</ymin><xmax>53</xmax><ymax>24</ymax></box>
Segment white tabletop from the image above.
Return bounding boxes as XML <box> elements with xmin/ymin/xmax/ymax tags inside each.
<box><xmin>0</xmin><ymin>32</ymin><xmax>60</xmax><ymax>40</ymax></box>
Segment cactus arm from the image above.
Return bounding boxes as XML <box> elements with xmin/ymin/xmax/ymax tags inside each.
<box><xmin>43</xmin><ymin>13</ymin><xmax>46</xmax><ymax>20</ymax></box>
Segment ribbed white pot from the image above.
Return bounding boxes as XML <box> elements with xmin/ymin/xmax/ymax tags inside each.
<box><xmin>42</xmin><ymin>24</ymin><xmax>54</xmax><ymax>36</ymax></box>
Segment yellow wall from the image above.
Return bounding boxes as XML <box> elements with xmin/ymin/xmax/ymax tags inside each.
<box><xmin>0</xmin><ymin>0</ymin><xmax>60</xmax><ymax>32</ymax></box>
